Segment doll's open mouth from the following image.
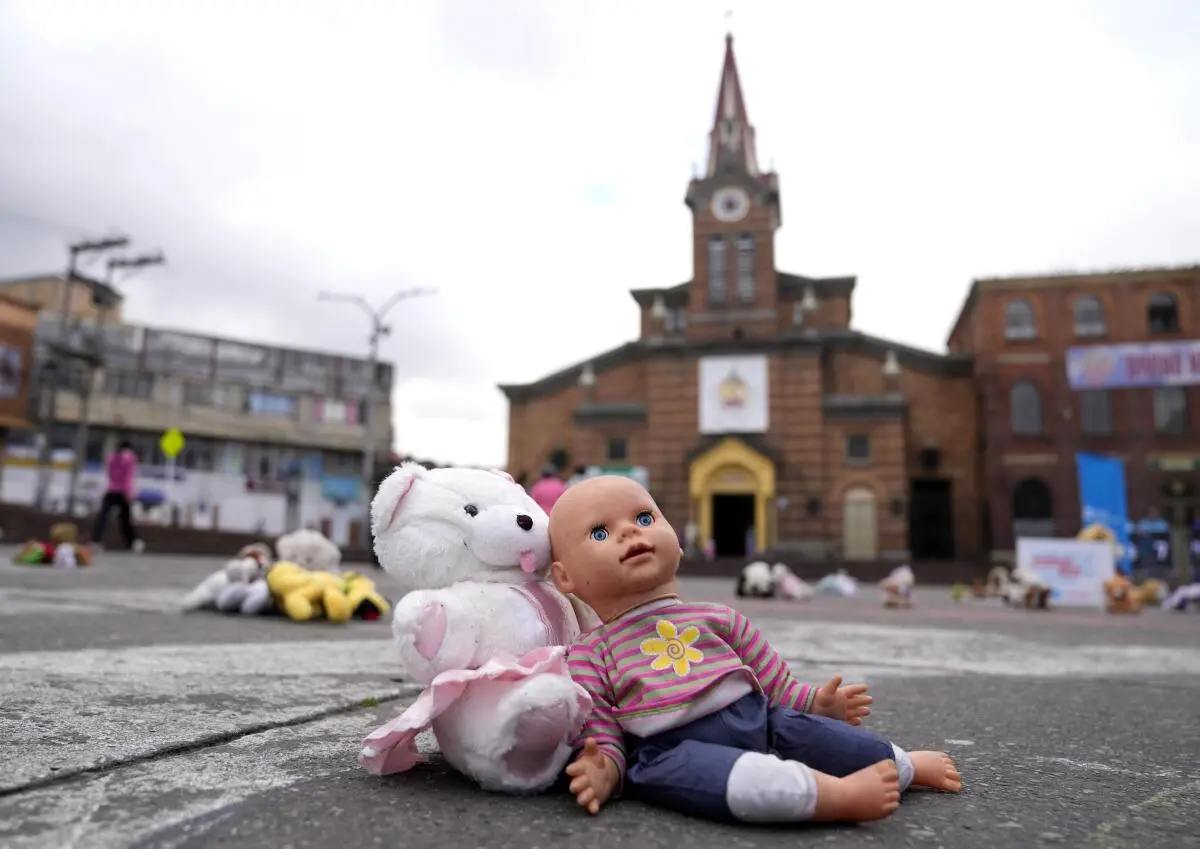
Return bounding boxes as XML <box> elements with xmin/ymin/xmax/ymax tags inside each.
<box><xmin>620</xmin><ymin>542</ymin><xmax>655</xmax><ymax>563</ymax></box>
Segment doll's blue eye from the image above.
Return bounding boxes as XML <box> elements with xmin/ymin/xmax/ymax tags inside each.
<box><xmin>636</xmin><ymin>511</ymin><xmax>654</xmax><ymax>527</ymax></box>
<box><xmin>590</xmin><ymin>526</ymin><xmax>608</xmax><ymax>542</ymax></box>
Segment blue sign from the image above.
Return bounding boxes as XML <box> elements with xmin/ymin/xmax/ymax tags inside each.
<box><xmin>322</xmin><ymin>476</ymin><xmax>361</xmax><ymax>503</ymax></box>
<box><xmin>247</xmin><ymin>392</ymin><xmax>296</xmax><ymax>417</ymax></box>
<box><xmin>1066</xmin><ymin>340</ymin><xmax>1200</xmax><ymax>390</ymax></box>
<box><xmin>1076</xmin><ymin>452</ymin><xmax>1133</xmax><ymax>574</ymax></box>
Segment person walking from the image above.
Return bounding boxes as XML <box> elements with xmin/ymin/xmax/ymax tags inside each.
<box><xmin>528</xmin><ymin>464</ymin><xmax>567</xmax><ymax>516</ymax></box>
<box><xmin>91</xmin><ymin>440</ymin><xmax>144</xmax><ymax>553</ymax></box>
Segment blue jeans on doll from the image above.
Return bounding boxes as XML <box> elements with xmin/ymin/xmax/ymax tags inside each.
<box><xmin>625</xmin><ymin>692</ymin><xmax>894</xmax><ymax>822</ymax></box>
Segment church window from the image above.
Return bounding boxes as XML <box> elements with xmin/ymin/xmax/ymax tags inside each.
<box><xmin>736</xmin><ymin>234</ymin><xmax>755</xmax><ymax>302</ymax></box>
<box><xmin>708</xmin><ymin>236</ymin><xmax>727</xmax><ymax>304</ymax></box>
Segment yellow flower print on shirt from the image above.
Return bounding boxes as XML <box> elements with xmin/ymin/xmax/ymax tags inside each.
<box><xmin>640</xmin><ymin>619</ymin><xmax>704</xmax><ymax>677</ymax></box>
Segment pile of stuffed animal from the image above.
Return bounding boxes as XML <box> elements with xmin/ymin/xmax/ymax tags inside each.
<box><xmin>182</xmin><ymin>528</ymin><xmax>390</xmax><ymax>623</ymax></box>
<box><xmin>970</xmin><ymin>564</ymin><xmax>1053</xmax><ymax>609</ymax></box>
<box><xmin>12</xmin><ymin>522</ymin><xmax>93</xmax><ymax>568</ymax></box>
<box><xmin>735</xmin><ymin>561</ymin><xmax>814</xmax><ymax>600</ymax></box>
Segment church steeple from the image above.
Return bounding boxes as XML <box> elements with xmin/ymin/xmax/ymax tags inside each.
<box><xmin>706</xmin><ymin>33</ymin><xmax>760</xmax><ymax>178</ymax></box>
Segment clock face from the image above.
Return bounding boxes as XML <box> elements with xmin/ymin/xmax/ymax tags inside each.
<box><xmin>711</xmin><ymin>187</ymin><xmax>750</xmax><ymax>223</ymax></box>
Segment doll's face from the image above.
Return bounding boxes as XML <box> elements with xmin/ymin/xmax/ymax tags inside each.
<box><xmin>548</xmin><ymin>476</ymin><xmax>680</xmax><ymax>612</ymax></box>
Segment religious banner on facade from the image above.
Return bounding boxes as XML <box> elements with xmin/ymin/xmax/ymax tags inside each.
<box><xmin>1066</xmin><ymin>340</ymin><xmax>1200</xmax><ymax>390</ymax></box>
<box><xmin>698</xmin><ymin>355</ymin><xmax>769</xmax><ymax>434</ymax></box>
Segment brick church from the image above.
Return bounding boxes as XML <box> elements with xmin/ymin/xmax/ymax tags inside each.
<box><xmin>501</xmin><ymin>33</ymin><xmax>981</xmax><ymax>564</ymax></box>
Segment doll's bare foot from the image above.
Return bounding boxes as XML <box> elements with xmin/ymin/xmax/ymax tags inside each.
<box><xmin>810</xmin><ymin>761</ymin><xmax>900</xmax><ymax>822</ymax></box>
<box><xmin>908</xmin><ymin>751</ymin><xmax>963</xmax><ymax>792</ymax></box>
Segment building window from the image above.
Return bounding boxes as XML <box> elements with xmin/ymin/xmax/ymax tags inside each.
<box><xmin>736</xmin><ymin>234</ymin><xmax>755</xmax><ymax>302</ymax></box>
<box><xmin>664</xmin><ymin>307</ymin><xmax>686</xmax><ymax>334</ymax></box>
<box><xmin>606</xmin><ymin>438</ymin><xmax>627</xmax><ymax>463</ymax></box>
<box><xmin>708</xmin><ymin>235</ymin><xmax>727</xmax><ymax>304</ymax></box>
<box><xmin>792</xmin><ymin>301</ymin><xmax>805</xmax><ymax>326</ymax></box>
<box><xmin>103</xmin><ymin>370</ymin><xmax>154</xmax><ymax>400</ymax></box>
<box><xmin>183</xmin><ymin>382</ymin><xmax>215</xmax><ymax>406</ymax></box>
<box><xmin>1073</xmin><ymin>295</ymin><xmax>1107</xmax><ymax>337</ymax></box>
<box><xmin>1010</xmin><ymin>381</ymin><xmax>1043</xmax><ymax>434</ymax></box>
<box><xmin>313</xmin><ymin>398</ymin><xmax>359</xmax><ymax>425</ymax></box>
<box><xmin>845</xmin><ymin>434</ymin><xmax>870</xmax><ymax>463</ymax></box>
<box><xmin>1003</xmin><ymin>299</ymin><xmax>1037</xmax><ymax>340</ymax></box>
<box><xmin>1147</xmin><ymin>292</ymin><xmax>1180</xmax><ymax>334</ymax></box>
<box><xmin>1153</xmin><ymin>386</ymin><xmax>1188</xmax><ymax>434</ymax></box>
<box><xmin>1079</xmin><ymin>390</ymin><xmax>1113</xmax><ymax>434</ymax></box>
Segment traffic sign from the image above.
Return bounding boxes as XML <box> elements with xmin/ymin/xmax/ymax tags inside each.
<box><xmin>159</xmin><ymin>428</ymin><xmax>185</xmax><ymax>460</ymax></box>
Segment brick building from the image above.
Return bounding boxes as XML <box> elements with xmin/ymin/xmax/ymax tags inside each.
<box><xmin>949</xmin><ymin>266</ymin><xmax>1199</xmax><ymax>573</ymax></box>
<box><xmin>501</xmin><ymin>35</ymin><xmax>981</xmax><ymax>564</ymax></box>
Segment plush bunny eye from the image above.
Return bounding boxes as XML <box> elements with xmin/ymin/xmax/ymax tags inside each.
<box><xmin>463</xmin><ymin>504</ymin><xmax>479</xmax><ymax>517</ymax></box>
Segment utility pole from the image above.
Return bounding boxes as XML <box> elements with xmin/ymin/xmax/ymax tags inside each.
<box><xmin>64</xmin><ymin>251</ymin><xmax>165</xmax><ymax>514</ymax></box>
<box><xmin>34</xmin><ymin>234</ymin><xmax>130</xmax><ymax>511</ymax></box>
<box><xmin>317</xmin><ymin>287</ymin><xmax>435</xmax><ymax>548</ymax></box>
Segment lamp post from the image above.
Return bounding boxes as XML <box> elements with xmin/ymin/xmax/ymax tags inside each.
<box><xmin>318</xmin><ymin>287</ymin><xmax>435</xmax><ymax>548</ymax></box>
<box><xmin>64</xmin><ymin>252</ymin><xmax>165</xmax><ymax>514</ymax></box>
<box><xmin>34</xmin><ymin>234</ymin><xmax>131</xmax><ymax>511</ymax></box>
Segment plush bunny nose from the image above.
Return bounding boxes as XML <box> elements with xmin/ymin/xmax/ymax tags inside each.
<box><xmin>516</xmin><ymin>513</ymin><xmax>534</xmax><ymax>531</ymax></box>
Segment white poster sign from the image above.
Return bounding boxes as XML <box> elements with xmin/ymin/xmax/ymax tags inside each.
<box><xmin>1015</xmin><ymin>538</ymin><xmax>1115</xmax><ymax>608</ymax></box>
<box><xmin>699</xmin><ymin>355</ymin><xmax>769</xmax><ymax>434</ymax></box>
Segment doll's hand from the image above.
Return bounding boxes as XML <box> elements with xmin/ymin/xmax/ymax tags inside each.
<box><xmin>565</xmin><ymin>739</ymin><xmax>621</xmax><ymax>815</ymax></box>
<box><xmin>811</xmin><ymin>675</ymin><xmax>872</xmax><ymax>725</ymax></box>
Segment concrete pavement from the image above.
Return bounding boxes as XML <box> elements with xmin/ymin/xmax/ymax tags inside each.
<box><xmin>1</xmin><ymin>549</ymin><xmax>1198</xmax><ymax>848</ymax></box>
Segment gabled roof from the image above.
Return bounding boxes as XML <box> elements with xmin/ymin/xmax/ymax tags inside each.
<box><xmin>499</xmin><ymin>328</ymin><xmax>972</xmax><ymax>403</ymax></box>
<box><xmin>629</xmin><ymin>270</ymin><xmax>856</xmax><ymax>309</ymax></box>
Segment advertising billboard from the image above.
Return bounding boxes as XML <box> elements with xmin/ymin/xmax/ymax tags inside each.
<box><xmin>1066</xmin><ymin>340</ymin><xmax>1200</xmax><ymax>390</ymax></box>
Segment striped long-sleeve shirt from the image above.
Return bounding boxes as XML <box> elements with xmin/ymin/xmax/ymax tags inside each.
<box><xmin>566</xmin><ymin>597</ymin><xmax>817</xmax><ymax>776</ymax></box>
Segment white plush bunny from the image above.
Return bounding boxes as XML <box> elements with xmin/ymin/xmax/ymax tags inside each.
<box><xmin>359</xmin><ymin>462</ymin><xmax>595</xmax><ymax>794</ymax></box>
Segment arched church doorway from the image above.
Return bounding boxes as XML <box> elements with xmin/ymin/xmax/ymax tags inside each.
<box><xmin>688</xmin><ymin>438</ymin><xmax>775</xmax><ymax>558</ymax></box>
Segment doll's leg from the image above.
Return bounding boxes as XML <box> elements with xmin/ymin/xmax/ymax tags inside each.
<box><xmin>768</xmin><ymin>709</ymin><xmax>913</xmax><ymax>789</ymax></box>
<box><xmin>627</xmin><ymin>739</ymin><xmax>899</xmax><ymax>824</ymax></box>
<box><xmin>769</xmin><ymin>710</ymin><xmax>962</xmax><ymax>793</ymax></box>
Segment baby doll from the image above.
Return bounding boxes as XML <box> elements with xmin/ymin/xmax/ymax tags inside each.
<box><xmin>549</xmin><ymin>475</ymin><xmax>961</xmax><ymax>825</ymax></box>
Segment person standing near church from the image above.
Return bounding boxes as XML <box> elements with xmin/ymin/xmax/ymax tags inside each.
<box><xmin>529</xmin><ymin>464</ymin><xmax>567</xmax><ymax>516</ymax></box>
<box><xmin>91</xmin><ymin>440</ymin><xmax>144</xmax><ymax>553</ymax></box>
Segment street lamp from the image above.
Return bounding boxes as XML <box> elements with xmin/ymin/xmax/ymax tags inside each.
<box><xmin>881</xmin><ymin>350</ymin><xmax>901</xmax><ymax>378</ymax></box>
<box><xmin>34</xmin><ymin>233</ymin><xmax>132</xmax><ymax>511</ymax></box>
<box><xmin>650</xmin><ymin>295</ymin><xmax>668</xmax><ymax>322</ymax></box>
<box><xmin>65</xmin><ymin>251</ymin><xmax>166</xmax><ymax>514</ymax></box>
<box><xmin>578</xmin><ymin>363</ymin><xmax>596</xmax><ymax>388</ymax></box>
<box><xmin>800</xmin><ymin>286</ymin><xmax>818</xmax><ymax>312</ymax></box>
<box><xmin>318</xmin><ymin>287</ymin><xmax>435</xmax><ymax>548</ymax></box>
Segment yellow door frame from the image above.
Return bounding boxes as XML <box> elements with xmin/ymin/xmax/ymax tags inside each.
<box><xmin>688</xmin><ymin>438</ymin><xmax>776</xmax><ymax>553</ymax></box>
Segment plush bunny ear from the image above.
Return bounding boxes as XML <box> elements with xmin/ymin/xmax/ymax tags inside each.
<box><xmin>489</xmin><ymin>469</ymin><xmax>515</xmax><ymax>483</ymax></box>
<box><xmin>371</xmin><ymin>462</ymin><xmax>427</xmax><ymax>537</ymax></box>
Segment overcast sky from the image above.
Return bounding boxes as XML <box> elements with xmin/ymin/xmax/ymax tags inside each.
<box><xmin>1</xmin><ymin>0</ymin><xmax>1197</xmax><ymax>467</ymax></box>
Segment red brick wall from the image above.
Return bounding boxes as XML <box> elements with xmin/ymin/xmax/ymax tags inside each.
<box><xmin>964</xmin><ymin>267</ymin><xmax>1200</xmax><ymax>550</ymax></box>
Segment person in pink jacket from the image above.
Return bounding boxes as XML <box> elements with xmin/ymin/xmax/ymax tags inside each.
<box><xmin>90</xmin><ymin>440</ymin><xmax>144</xmax><ymax>552</ymax></box>
<box><xmin>528</xmin><ymin>464</ymin><xmax>567</xmax><ymax>516</ymax></box>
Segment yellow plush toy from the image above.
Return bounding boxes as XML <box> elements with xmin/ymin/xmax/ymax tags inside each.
<box><xmin>265</xmin><ymin>561</ymin><xmax>391</xmax><ymax>623</ymax></box>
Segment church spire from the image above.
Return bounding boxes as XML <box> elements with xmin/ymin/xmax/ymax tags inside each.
<box><xmin>706</xmin><ymin>32</ymin><xmax>760</xmax><ymax>178</ymax></box>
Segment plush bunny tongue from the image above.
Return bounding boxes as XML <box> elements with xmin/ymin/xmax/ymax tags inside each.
<box><xmin>519</xmin><ymin>549</ymin><xmax>540</xmax><ymax>574</ymax></box>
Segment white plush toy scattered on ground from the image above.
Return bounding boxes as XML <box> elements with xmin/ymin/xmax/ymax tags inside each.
<box><xmin>360</xmin><ymin>463</ymin><xmax>595</xmax><ymax>794</ymax></box>
<box><xmin>735</xmin><ymin>561</ymin><xmax>775</xmax><ymax>597</ymax></box>
<box><xmin>881</xmin><ymin>564</ymin><xmax>915</xmax><ymax>608</ymax></box>
<box><xmin>815</xmin><ymin>568</ymin><xmax>859</xmax><ymax>597</ymax></box>
<box><xmin>51</xmin><ymin>542</ymin><xmax>78</xmax><ymax>570</ymax></box>
<box><xmin>771</xmin><ymin>562</ymin><xmax>814</xmax><ymax>600</ymax></box>
<box><xmin>275</xmin><ymin>528</ymin><xmax>342</xmax><ymax>572</ymax></box>
<box><xmin>182</xmin><ymin>543</ymin><xmax>273</xmax><ymax>613</ymax></box>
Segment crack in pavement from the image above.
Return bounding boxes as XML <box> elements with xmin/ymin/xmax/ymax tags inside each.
<box><xmin>0</xmin><ymin>689</ymin><xmax>417</xmax><ymax>800</ymax></box>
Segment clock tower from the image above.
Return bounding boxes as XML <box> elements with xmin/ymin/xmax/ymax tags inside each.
<box><xmin>685</xmin><ymin>33</ymin><xmax>782</xmax><ymax>336</ymax></box>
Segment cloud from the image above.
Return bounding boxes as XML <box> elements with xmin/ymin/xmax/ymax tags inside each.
<box><xmin>0</xmin><ymin>0</ymin><xmax>1196</xmax><ymax>469</ymax></box>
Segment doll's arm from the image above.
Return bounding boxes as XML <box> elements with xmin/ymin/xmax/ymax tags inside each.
<box><xmin>724</xmin><ymin>607</ymin><xmax>817</xmax><ymax>712</ymax></box>
<box><xmin>391</xmin><ymin>588</ymin><xmax>486</xmax><ymax>683</ymax></box>
<box><xmin>566</xmin><ymin>645</ymin><xmax>626</xmax><ymax>782</ymax></box>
